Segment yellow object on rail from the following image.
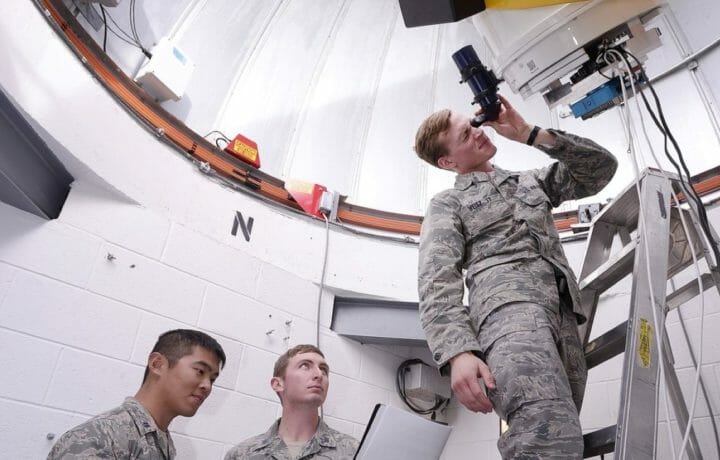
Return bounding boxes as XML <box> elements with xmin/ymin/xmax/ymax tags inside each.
<box><xmin>486</xmin><ymin>0</ymin><xmax>587</xmax><ymax>9</ymax></box>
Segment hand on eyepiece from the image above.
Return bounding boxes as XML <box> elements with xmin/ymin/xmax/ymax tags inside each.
<box><xmin>475</xmin><ymin>94</ymin><xmax>533</xmax><ymax>144</ymax></box>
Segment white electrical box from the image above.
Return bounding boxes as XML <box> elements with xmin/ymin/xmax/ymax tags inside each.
<box><xmin>405</xmin><ymin>363</ymin><xmax>451</xmax><ymax>403</ymax></box>
<box><xmin>134</xmin><ymin>37</ymin><xmax>194</xmax><ymax>102</ymax></box>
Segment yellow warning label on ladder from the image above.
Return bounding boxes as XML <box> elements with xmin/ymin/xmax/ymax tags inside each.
<box><xmin>638</xmin><ymin>318</ymin><xmax>652</xmax><ymax>368</ymax></box>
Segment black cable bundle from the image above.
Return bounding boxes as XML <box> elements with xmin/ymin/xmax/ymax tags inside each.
<box><xmin>395</xmin><ymin>359</ymin><xmax>449</xmax><ymax>420</ymax></box>
<box><xmin>94</xmin><ymin>1</ymin><xmax>151</xmax><ymax>58</ymax></box>
<box><xmin>619</xmin><ymin>47</ymin><xmax>720</xmax><ymax>268</ymax></box>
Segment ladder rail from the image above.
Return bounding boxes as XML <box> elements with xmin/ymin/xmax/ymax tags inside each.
<box><xmin>577</xmin><ymin>169</ymin><xmax>720</xmax><ymax>459</ymax></box>
<box><xmin>615</xmin><ymin>172</ymin><xmax>672</xmax><ymax>458</ymax></box>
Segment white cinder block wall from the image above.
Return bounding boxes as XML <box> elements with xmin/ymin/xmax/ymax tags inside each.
<box><xmin>0</xmin><ymin>186</ymin><xmax>430</xmax><ymax>458</ymax></box>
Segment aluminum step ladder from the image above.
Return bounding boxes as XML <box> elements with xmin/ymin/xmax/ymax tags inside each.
<box><xmin>576</xmin><ymin>168</ymin><xmax>720</xmax><ymax>459</ymax></box>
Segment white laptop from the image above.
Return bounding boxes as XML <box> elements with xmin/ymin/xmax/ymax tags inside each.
<box><xmin>354</xmin><ymin>404</ymin><xmax>453</xmax><ymax>460</ymax></box>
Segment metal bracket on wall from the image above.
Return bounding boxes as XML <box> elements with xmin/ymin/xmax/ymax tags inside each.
<box><xmin>66</xmin><ymin>0</ymin><xmax>103</xmax><ymax>31</ymax></box>
<box><xmin>0</xmin><ymin>87</ymin><xmax>73</xmax><ymax>219</ymax></box>
<box><xmin>331</xmin><ymin>296</ymin><xmax>428</xmax><ymax>346</ymax></box>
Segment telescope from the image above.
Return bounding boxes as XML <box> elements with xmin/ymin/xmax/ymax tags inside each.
<box><xmin>452</xmin><ymin>45</ymin><xmax>501</xmax><ymax>127</ymax></box>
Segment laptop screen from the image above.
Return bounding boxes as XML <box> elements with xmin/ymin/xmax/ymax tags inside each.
<box><xmin>354</xmin><ymin>404</ymin><xmax>452</xmax><ymax>460</ymax></box>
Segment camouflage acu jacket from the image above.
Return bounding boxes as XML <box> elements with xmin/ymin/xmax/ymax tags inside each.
<box><xmin>224</xmin><ymin>418</ymin><xmax>358</xmax><ymax>460</ymax></box>
<box><xmin>418</xmin><ymin>129</ymin><xmax>617</xmax><ymax>369</ymax></box>
<box><xmin>47</xmin><ymin>397</ymin><xmax>175</xmax><ymax>460</ymax></box>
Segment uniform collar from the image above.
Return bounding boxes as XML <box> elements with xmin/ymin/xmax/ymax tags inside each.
<box><xmin>122</xmin><ymin>397</ymin><xmax>174</xmax><ymax>459</ymax></box>
<box><xmin>123</xmin><ymin>397</ymin><xmax>160</xmax><ymax>436</ymax></box>
<box><xmin>454</xmin><ymin>166</ymin><xmax>514</xmax><ymax>190</ymax></box>
<box><xmin>252</xmin><ymin>418</ymin><xmax>337</xmax><ymax>454</ymax></box>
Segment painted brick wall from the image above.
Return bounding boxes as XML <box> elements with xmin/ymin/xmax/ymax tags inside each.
<box><xmin>0</xmin><ymin>187</ymin><xmax>427</xmax><ymax>458</ymax></box>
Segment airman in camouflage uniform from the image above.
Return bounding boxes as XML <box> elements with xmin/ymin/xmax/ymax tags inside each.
<box><xmin>414</xmin><ymin>95</ymin><xmax>617</xmax><ymax>458</ymax></box>
<box><xmin>224</xmin><ymin>418</ymin><xmax>359</xmax><ymax>460</ymax></box>
<box><xmin>47</xmin><ymin>329</ymin><xmax>226</xmax><ymax>460</ymax></box>
<box><xmin>225</xmin><ymin>344</ymin><xmax>358</xmax><ymax>460</ymax></box>
<box><xmin>47</xmin><ymin>397</ymin><xmax>175</xmax><ymax>460</ymax></box>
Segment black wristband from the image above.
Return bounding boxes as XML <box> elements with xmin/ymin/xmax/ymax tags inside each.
<box><xmin>526</xmin><ymin>125</ymin><xmax>541</xmax><ymax>146</ymax></box>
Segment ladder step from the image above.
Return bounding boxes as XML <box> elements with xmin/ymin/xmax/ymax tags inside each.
<box><xmin>583</xmin><ymin>425</ymin><xmax>616</xmax><ymax>458</ymax></box>
<box><xmin>666</xmin><ymin>272</ymin><xmax>716</xmax><ymax>311</ymax></box>
<box><xmin>579</xmin><ymin>237</ymin><xmax>636</xmax><ymax>293</ymax></box>
<box><xmin>584</xmin><ymin>321</ymin><xmax>627</xmax><ymax>369</ymax></box>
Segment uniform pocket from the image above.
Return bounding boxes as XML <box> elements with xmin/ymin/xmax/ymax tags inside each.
<box><xmin>477</xmin><ymin>303</ymin><xmax>559</xmax><ymax>351</ymax></box>
<box><xmin>478</xmin><ymin>310</ymin><xmax>537</xmax><ymax>353</ymax></box>
<box><xmin>463</xmin><ymin>200</ymin><xmax>513</xmax><ymax>235</ymax></box>
<box><xmin>517</xmin><ymin>175</ymin><xmax>551</xmax><ymax>208</ymax></box>
<box><xmin>479</xmin><ymin>304</ymin><xmax>571</xmax><ymax>419</ymax></box>
<box><xmin>517</xmin><ymin>186</ymin><xmax>550</xmax><ymax>207</ymax></box>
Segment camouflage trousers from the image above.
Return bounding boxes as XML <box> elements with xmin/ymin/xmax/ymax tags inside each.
<box><xmin>478</xmin><ymin>301</ymin><xmax>587</xmax><ymax>459</ymax></box>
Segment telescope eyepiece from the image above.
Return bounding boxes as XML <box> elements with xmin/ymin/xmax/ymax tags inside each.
<box><xmin>470</xmin><ymin>116</ymin><xmax>485</xmax><ymax>128</ymax></box>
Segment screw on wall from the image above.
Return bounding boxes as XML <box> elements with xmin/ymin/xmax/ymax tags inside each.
<box><xmin>129</xmin><ymin>264</ymin><xmax>136</xmax><ymax>269</ymax></box>
<box><xmin>285</xmin><ymin>319</ymin><xmax>293</xmax><ymax>326</ymax></box>
<box><xmin>46</xmin><ymin>433</ymin><xmax>55</xmax><ymax>440</ymax></box>
<box><xmin>106</xmin><ymin>253</ymin><xmax>116</xmax><ymax>262</ymax></box>
<box><xmin>266</xmin><ymin>329</ymin><xmax>275</xmax><ymax>335</ymax></box>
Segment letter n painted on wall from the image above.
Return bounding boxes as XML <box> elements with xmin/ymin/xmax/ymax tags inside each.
<box><xmin>231</xmin><ymin>211</ymin><xmax>254</xmax><ymax>242</ymax></box>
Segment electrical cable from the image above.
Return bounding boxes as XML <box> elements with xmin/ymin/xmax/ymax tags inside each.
<box><xmin>100</xmin><ymin>5</ymin><xmax>107</xmax><ymax>52</ymax></box>
<box><xmin>129</xmin><ymin>0</ymin><xmax>140</xmax><ymax>45</ymax></box>
<box><xmin>594</xmin><ymin>43</ymin><xmax>615</xmax><ymax>81</ymax></box>
<box><xmin>636</xmin><ymin>88</ymin><xmax>717</xmax><ymax>258</ymax></box>
<box><xmin>620</xmin><ymin>48</ymin><xmax>720</xmax><ymax>268</ymax></box>
<box><xmin>92</xmin><ymin>4</ymin><xmax>147</xmax><ymax>51</ymax></box>
<box><xmin>203</xmin><ymin>130</ymin><xmax>232</xmax><ymax>141</ymax></box>
<box><xmin>608</xmin><ymin>47</ymin><xmax>716</xmax><ymax>459</ymax></box>
<box><xmin>316</xmin><ymin>213</ymin><xmax>330</xmax><ymax>423</ymax></box>
<box><xmin>316</xmin><ymin>212</ymin><xmax>331</xmax><ymax>348</ymax></box>
<box><xmin>642</xmin><ymin>82</ymin><xmax>720</xmax><ymax>267</ymax></box>
<box><xmin>618</xmin><ymin>50</ymin><xmax>713</xmax><ymax>460</ymax></box>
<box><xmin>616</xmin><ymin>50</ymin><xmax>704</xmax><ymax>460</ymax></box>
<box><xmin>639</xmin><ymin>85</ymin><xmax>718</xmax><ymax>259</ymax></box>
<box><xmin>615</xmin><ymin>55</ymin><xmax>719</xmax><ymax>456</ymax></box>
<box><xmin>622</xmin><ymin>49</ymin><xmax>713</xmax><ymax>460</ymax></box>
<box><xmin>395</xmin><ymin>359</ymin><xmax>449</xmax><ymax>419</ymax></box>
<box><xmin>672</xmin><ymin>278</ymin><xmax>720</xmax><ymax>458</ymax></box>
<box><xmin>202</xmin><ymin>130</ymin><xmax>232</xmax><ymax>150</ymax></box>
<box><xmin>128</xmin><ymin>0</ymin><xmax>151</xmax><ymax>58</ymax></box>
<box><xmin>103</xmin><ymin>5</ymin><xmax>136</xmax><ymax>42</ymax></box>
<box><xmin>605</xmin><ymin>48</ymin><xmax>676</xmax><ymax>458</ymax></box>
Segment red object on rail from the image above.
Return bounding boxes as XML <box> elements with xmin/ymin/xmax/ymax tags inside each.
<box><xmin>285</xmin><ymin>179</ymin><xmax>327</xmax><ymax>218</ymax></box>
<box><xmin>224</xmin><ymin>134</ymin><xmax>261</xmax><ymax>168</ymax></box>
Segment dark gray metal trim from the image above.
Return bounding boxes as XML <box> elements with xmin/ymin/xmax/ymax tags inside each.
<box><xmin>584</xmin><ymin>321</ymin><xmax>627</xmax><ymax>369</ymax></box>
<box><xmin>0</xmin><ymin>87</ymin><xmax>73</xmax><ymax>219</ymax></box>
<box><xmin>583</xmin><ymin>425</ymin><xmax>616</xmax><ymax>458</ymax></box>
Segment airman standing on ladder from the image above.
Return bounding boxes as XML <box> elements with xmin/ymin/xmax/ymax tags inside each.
<box><xmin>414</xmin><ymin>95</ymin><xmax>618</xmax><ymax>458</ymax></box>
